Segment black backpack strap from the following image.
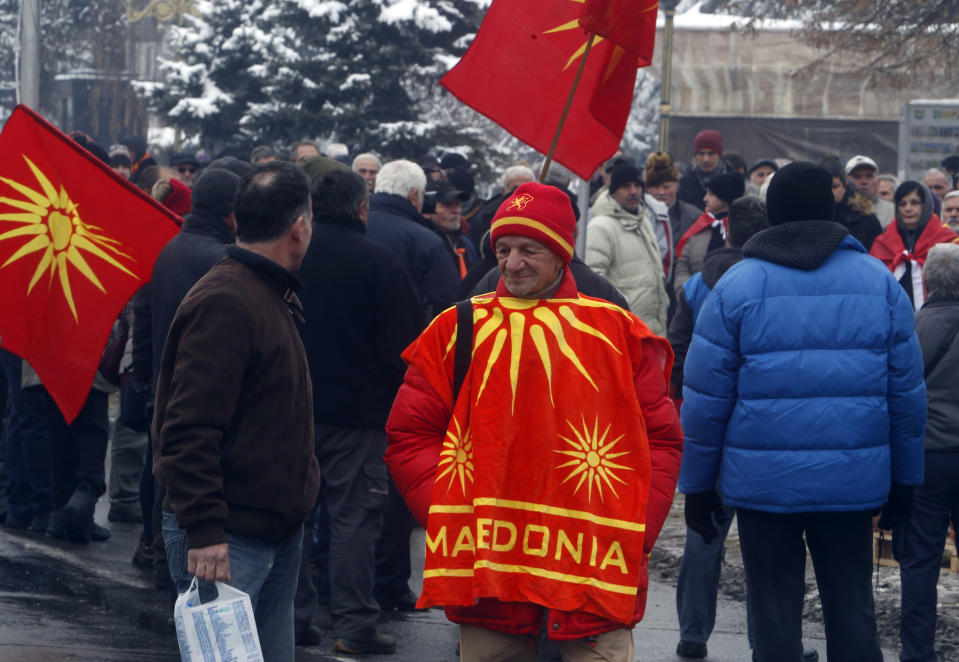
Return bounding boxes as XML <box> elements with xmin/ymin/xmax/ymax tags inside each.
<box><xmin>924</xmin><ymin>322</ymin><xmax>959</xmax><ymax>379</ymax></box>
<box><xmin>453</xmin><ymin>299</ymin><xmax>473</xmax><ymax>400</ymax></box>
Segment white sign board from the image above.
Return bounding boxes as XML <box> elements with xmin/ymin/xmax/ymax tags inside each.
<box><xmin>898</xmin><ymin>100</ymin><xmax>959</xmax><ymax>181</ymax></box>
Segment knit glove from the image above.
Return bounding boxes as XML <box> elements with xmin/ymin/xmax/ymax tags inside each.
<box><xmin>684</xmin><ymin>490</ymin><xmax>724</xmax><ymax>544</ymax></box>
<box><xmin>877</xmin><ymin>483</ymin><xmax>914</xmax><ymax>531</ymax></box>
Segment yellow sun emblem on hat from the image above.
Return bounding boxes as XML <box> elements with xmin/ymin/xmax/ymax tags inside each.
<box><xmin>438</xmin><ymin>417</ymin><xmax>474</xmax><ymax>496</ymax></box>
<box><xmin>555</xmin><ymin>416</ymin><xmax>632</xmax><ymax>503</ymax></box>
<box><xmin>0</xmin><ymin>154</ymin><xmax>137</xmax><ymax>322</ymax></box>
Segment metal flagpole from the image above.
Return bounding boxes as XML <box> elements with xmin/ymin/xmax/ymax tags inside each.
<box><xmin>19</xmin><ymin>0</ymin><xmax>41</xmax><ymax>109</ymax></box>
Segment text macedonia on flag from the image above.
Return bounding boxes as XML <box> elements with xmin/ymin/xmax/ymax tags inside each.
<box><xmin>441</xmin><ymin>0</ymin><xmax>654</xmax><ymax>180</ymax></box>
<box><xmin>579</xmin><ymin>0</ymin><xmax>659</xmax><ymax>63</ymax></box>
<box><xmin>0</xmin><ymin>105</ymin><xmax>180</xmax><ymax>423</ymax></box>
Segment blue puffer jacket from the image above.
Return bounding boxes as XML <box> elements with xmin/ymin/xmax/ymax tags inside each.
<box><xmin>679</xmin><ymin>226</ymin><xmax>926</xmax><ymax>513</ymax></box>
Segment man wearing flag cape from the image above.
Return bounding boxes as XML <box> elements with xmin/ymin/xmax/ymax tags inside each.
<box><xmin>386</xmin><ymin>182</ymin><xmax>682</xmax><ymax>661</ymax></box>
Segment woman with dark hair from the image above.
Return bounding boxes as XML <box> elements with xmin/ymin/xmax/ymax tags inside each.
<box><xmin>870</xmin><ymin>180</ymin><xmax>959</xmax><ymax>310</ymax></box>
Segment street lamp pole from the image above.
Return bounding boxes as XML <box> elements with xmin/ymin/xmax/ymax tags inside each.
<box><xmin>657</xmin><ymin>0</ymin><xmax>679</xmax><ymax>153</ymax></box>
<box><xmin>19</xmin><ymin>0</ymin><xmax>41</xmax><ymax>108</ymax></box>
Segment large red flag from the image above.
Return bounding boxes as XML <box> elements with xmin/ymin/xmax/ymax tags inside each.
<box><xmin>579</xmin><ymin>0</ymin><xmax>659</xmax><ymax>63</ymax></box>
<box><xmin>440</xmin><ymin>0</ymin><xmax>656</xmax><ymax>180</ymax></box>
<box><xmin>0</xmin><ymin>105</ymin><xmax>180</xmax><ymax>422</ymax></box>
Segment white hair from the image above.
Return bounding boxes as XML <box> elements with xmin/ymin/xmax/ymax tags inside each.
<box><xmin>352</xmin><ymin>152</ymin><xmax>381</xmax><ymax>169</ymax></box>
<box><xmin>326</xmin><ymin>142</ymin><xmax>348</xmax><ymax>158</ymax></box>
<box><xmin>536</xmin><ymin>161</ymin><xmax>573</xmax><ymax>187</ymax></box>
<box><xmin>501</xmin><ymin>165</ymin><xmax>535</xmax><ymax>191</ymax></box>
<box><xmin>878</xmin><ymin>174</ymin><xmax>900</xmax><ymax>188</ymax></box>
<box><xmin>924</xmin><ymin>243</ymin><xmax>959</xmax><ymax>299</ymax></box>
<box><xmin>374</xmin><ymin>159</ymin><xmax>426</xmax><ymax>197</ymax></box>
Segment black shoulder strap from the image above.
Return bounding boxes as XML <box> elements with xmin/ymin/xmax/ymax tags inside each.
<box><xmin>453</xmin><ymin>299</ymin><xmax>473</xmax><ymax>400</ymax></box>
<box><xmin>924</xmin><ymin>321</ymin><xmax>959</xmax><ymax>379</ymax></box>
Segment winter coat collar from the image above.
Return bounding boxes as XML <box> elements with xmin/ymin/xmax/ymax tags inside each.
<box><xmin>181</xmin><ymin>211</ymin><xmax>236</xmax><ymax>245</ymax></box>
<box><xmin>590</xmin><ymin>189</ymin><xmax>650</xmax><ymax>233</ymax></box>
<box><xmin>370</xmin><ymin>192</ymin><xmax>433</xmax><ymax>230</ymax></box>
<box><xmin>743</xmin><ymin>220</ymin><xmax>852</xmax><ymax>270</ymax></box>
<box><xmin>921</xmin><ymin>294</ymin><xmax>959</xmax><ymax>309</ymax></box>
<box><xmin>225</xmin><ymin>245</ymin><xmax>304</xmax><ymax>294</ymax></box>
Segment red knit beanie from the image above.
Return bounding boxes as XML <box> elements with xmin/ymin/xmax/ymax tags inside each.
<box><xmin>490</xmin><ymin>182</ymin><xmax>576</xmax><ymax>264</ymax></box>
<box><xmin>163</xmin><ymin>178</ymin><xmax>192</xmax><ymax>217</ymax></box>
<box><xmin>693</xmin><ymin>129</ymin><xmax>723</xmax><ymax>156</ymax></box>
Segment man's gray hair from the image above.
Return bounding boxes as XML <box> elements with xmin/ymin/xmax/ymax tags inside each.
<box><xmin>501</xmin><ymin>165</ymin><xmax>535</xmax><ymax>190</ymax></box>
<box><xmin>352</xmin><ymin>153</ymin><xmax>381</xmax><ymax>169</ymax></box>
<box><xmin>374</xmin><ymin>159</ymin><xmax>426</xmax><ymax>197</ymax></box>
<box><xmin>878</xmin><ymin>174</ymin><xmax>900</xmax><ymax>188</ymax></box>
<box><xmin>924</xmin><ymin>243</ymin><xmax>959</xmax><ymax>299</ymax></box>
<box><xmin>944</xmin><ymin>190</ymin><xmax>959</xmax><ymax>202</ymax></box>
<box><xmin>535</xmin><ymin>161</ymin><xmax>572</xmax><ymax>187</ymax></box>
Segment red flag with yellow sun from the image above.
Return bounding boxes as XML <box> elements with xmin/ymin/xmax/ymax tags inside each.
<box><xmin>440</xmin><ymin>0</ymin><xmax>658</xmax><ymax>180</ymax></box>
<box><xmin>0</xmin><ymin>105</ymin><xmax>180</xmax><ymax>422</ymax></box>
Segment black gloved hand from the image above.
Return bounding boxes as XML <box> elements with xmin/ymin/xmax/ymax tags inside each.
<box><xmin>684</xmin><ymin>490</ymin><xmax>724</xmax><ymax>544</ymax></box>
<box><xmin>877</xmin><ymin>482</ymin><xmax>914</xmax><ymax>531</ymax></box>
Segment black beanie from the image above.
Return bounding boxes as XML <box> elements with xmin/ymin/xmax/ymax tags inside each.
<box><xmin>706</xmin><ymin>173</ymin><xmax>745</xmax><ymax>204</ymax></box>
<box><xmin>191</xmin><ymin>168</ymin><xmax>241</xmax><ymax>218</ymax></box>
<box><xmin>609</xmin><ymin>164</ymin><xmax>643</xmax><ymax>194</ymax></box>
<box><xmin>765</xmin><ymin>162</ymin><xmax>835</xmax><ymax>225</ymax></box>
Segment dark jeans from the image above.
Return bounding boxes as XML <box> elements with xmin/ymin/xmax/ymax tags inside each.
<box><xmin>894</xmin><ymin>451</ymin><xmax>959</xmax><ymax>662</ymax></box>
<box><xmin>738</xmin><ymin>507</ymin><xmax>882</xmax><ymax>662</ymax></box>
<box><xmin>374</xmin><ymin>478</ymin><xmax>415</xmax><ymax>601</ymax></box>
<box><xmin>302</xmin><ymin>425</ymin><xmax>389</xmax><ymax>638</ymax></box>
<box><xmin>0</xmin><ymin>349</ymin><xmax>53</xmax><ymax>520</ymax></box>
<box><xmin>48</xmin><ymin>388</ymin><xmax>109</xmax><ymax>505</ymax></box>
<box><xmin>677</xmin><ymin>505</ymin><xmax>754</xmax><ymax>648</ymax></box>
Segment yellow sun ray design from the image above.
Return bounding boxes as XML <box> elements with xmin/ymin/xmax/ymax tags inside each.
<box><xmin>543</xmin><ymin>0</ymin><xmax>652</xmax><ymax>82</ymax></box>
<box><xmin>437</xmin><ymin>418</ymin><xmax>474</xmax><ymax>496</ymax></box>
<box><xmin>555</xmin><ymin>416</ymin><xmax>633</xmax><ymax>503</ymax></box>
<box><xmin>0</xmin><ymin>154</ymin><xmax>138</xmax><ymax>323</ymax></box>
<box><xmin>469</xmin><ymin>298</ymin><xmax>620</xmax><ymax>411</ymax></box>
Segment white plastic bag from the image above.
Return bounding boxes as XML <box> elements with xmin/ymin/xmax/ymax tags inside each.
<box><xmin>173</xmin><ymin>578</ymin><xmax>264</xmax><ymax>662</ymax></box>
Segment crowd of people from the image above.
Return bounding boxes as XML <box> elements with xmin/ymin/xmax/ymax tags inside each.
<box><xmin>0</xmin><ymin>125</ymin><xmax>957</xmax><ymax>662</ymax></box>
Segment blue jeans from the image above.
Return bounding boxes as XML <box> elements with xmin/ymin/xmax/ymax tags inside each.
<box><xmin>676</xmin><ymin>505</ymin><xmax>754</xmax><ymax>647</ymax></box>
<box><xmin>163</xmin><ymin>512</ymin><xmax>304</xmax><ymax>662</ymax></box>
<box><xmin>0</xmin><ymin>349</ymin><xmax>53</xmax><ymax>521</ymax></box>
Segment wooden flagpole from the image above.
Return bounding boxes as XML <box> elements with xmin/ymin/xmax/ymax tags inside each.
<box><xmin>538</xmin><ymin>33</ymin><xmax>596</xmax><ymax>183</ymax></box>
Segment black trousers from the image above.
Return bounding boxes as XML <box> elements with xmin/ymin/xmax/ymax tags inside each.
<box><xmin>737</xmin><ymin>507</ymin><xmax>883</xmax><ymax>662</ymax></box>
<box><xmin>48</xmin><ymin>388</ymin><xmax>109</xmax><ymax>504</ymax></box>
<box><xmin>298</xmin><ymin>424</ymin><xmax>389</xmax><ymax>638</ymax></box>
<box><xmin>374</xmin><ymin>477</ymin><xmax>415</xmax><ymax>600</ymax></box>
<box><xmin>894</xmin><ymin>451</ymin><xmax>959</xmax><ymax>662</ymax></box>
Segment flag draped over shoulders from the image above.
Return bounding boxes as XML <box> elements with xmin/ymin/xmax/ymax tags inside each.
<box><xmin>404</xmin><ymin>292</ymin><xmax>666</xmax><ymax>623</ymax></box>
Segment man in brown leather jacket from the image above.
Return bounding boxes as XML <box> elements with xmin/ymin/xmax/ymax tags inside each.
<box><xmin>154</xmin><ymin>161</ymin><xmax>320</xmax><ymax>661</ymax></box>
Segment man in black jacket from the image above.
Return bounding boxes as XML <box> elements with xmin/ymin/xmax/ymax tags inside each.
<box><xmin>366</xmin><ymin>159</ymin><xmax>458</xmax><ymax>321</ymax></box>
<box><xmin>295</xmin><ymin>171</ymin><xmax>423</xmax><ymax>655</ymax></box>
<box><xmin>896</xmin><ymin>243</ymin><xmax>959</xmax><ymax>662</ymax></box>
<box><xmin>132</xmin><ymin>167</ymin><xmax>241</xmax><ymax>587</ymax></box>
<box><xmin>150</xmin><ymin>168</ymin><xmax>240</xmax><ymax>377</ymax></box>
<box><xmin>678</xmin><ymin>130</ymin><xmax>728</xmax><ymax>211</ymax></box>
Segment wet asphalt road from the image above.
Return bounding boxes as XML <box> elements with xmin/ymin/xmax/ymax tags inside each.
<box><xmin>0</xmin><ymin>498</ymin><xmax>897</xmax><ymax>661</ymax></box>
